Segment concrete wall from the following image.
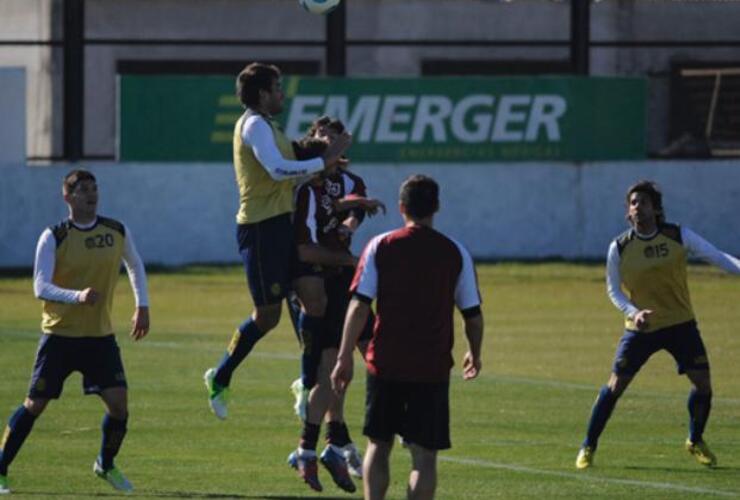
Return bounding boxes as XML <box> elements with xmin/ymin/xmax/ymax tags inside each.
<box><xmin>2</xmin><ymin>161</ymin><xmax>739</xmax><ymax>268</ymax></box>
<box><xmin>0</xmin><ymin>0</ymin><xmax>60</xmax><ymax>159</ymax></box>
<box><xmin>0</xmin><ymin>68</ymin><xmax>26</xmax><ymax>166</ymax></box>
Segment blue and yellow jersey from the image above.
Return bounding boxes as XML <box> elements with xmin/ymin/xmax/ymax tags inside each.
<box><xmin>41</xmin><ymin>217</ymin><xmax>126</xmax><ymax>337</ymax></box>
<box><xmin>616</xmin><ymin>223</ymin><xmax>694</xmax><ymax>332</ymax></box>
<box><xmin>233</xmin><ymin>111</ymin><xmax>296</xmax><ymax>224</ymax></box>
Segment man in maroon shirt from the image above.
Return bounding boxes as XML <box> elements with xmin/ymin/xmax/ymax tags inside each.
<box><xmin>331</xmin><ymin>174</ymin><xmax>484</xmax><ymax>500</ymax></box>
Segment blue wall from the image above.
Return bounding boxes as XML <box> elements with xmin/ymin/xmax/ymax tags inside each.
<box><xmin>1</xmin><ymin>161</ymin><xmax>739</xmax><ymax>267</ymax></box>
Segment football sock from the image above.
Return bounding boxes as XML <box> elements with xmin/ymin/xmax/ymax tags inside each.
<box><xmin>214</xmin><ymin>319</ymin><xmax>265</xmax><ymax>387</ymax></box>
<box><xmin>300</xmin><ymin>423</ymin><xmax>321</xmax><ymax>451</ymax></box>
<box><xmin>583</xmin><ymin>385</ymin><xmax>618</xmax><ymax>449</ymax></box>
<box><xmin>99</xmin><ymin>413</ymin><xmax>128</xmax><ymax>471</ymax></box>
<box><xmin>688</xmin><ymin>389</ymin><xmax>712</xmax><ymax>443</ymax></box>
<box><xmin>326</xmin><ymin>421</ymin><xmax>351</xmax><ymax>447</ymax></box>
<box><xmin>286</xmin><ymin>293</ymin><xmax>303</xmax><ymax>344</ymax></box>
<box><xmin>0</xmin><ymin>405</ymin><xmax>37</xmax><ymax>475</ymax></box>
<box><xmin>299</xmin><ymin>313</ymin><xmax>323</xmax><ymax>391</ymax></box>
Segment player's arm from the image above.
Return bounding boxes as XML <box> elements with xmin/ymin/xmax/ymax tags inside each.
<box><xmin>244</xmin><ymin>116</ymin><xmax>324</xmax><ymax>179</ymax></box>
<box><xmin>121</xmin><ymin>225</ymin><xmax>150</xmax><ymax>340</ymax></box>
<box><xmin>453</xmin><ymin>241</ymin><xmax>484</xmax><ymax>380</ymax></box>
<box><xmin>334</xmin><ymin>195</ymin><xmax>386</xmax><ymax>215</ymax></box>
<box><xmin>682</xmin><ymin>226</ymin><xmax>740</xmax><ymax>274</ymax></box>
<box><xmin>33</xmin><ymin>228</ymin><xmax>96</xmax><ymax>304</ymax></box>
<box><xmin>331</xmin><ymin>237</ymin><xmax>380</xmax><ymax>394</ymax></box>
<box><xmin>606</xmin><ymin>241</ymin><xmax>651</xmax><ymax>329</ymax></box>
<box><xmin>461</xmin><ymin>311</ymin><xmax>483</xmax><ymax>380</ymax></box>
<box><xmin>297</xmin><ymin>243</ymin><xmax>357</xmax><ymax>267</ymax></box>
<box><xmin>293</xmin><ymin>182</ymin><xmax>358</xmax><ymax>267</ymax></box>
<box><xmin>244</xmin><ymin>117</ymin><xmax>350</xmax><ymax>180</ymax></box>
<box><xmin>331</xmin><ymin>297</ymin><xmax>370</xmax><ymax>395</ymax></box>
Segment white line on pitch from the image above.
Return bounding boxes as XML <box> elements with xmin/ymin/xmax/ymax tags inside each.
<box><xmin>439</xmin><ymin>456</ymin><xmax>739</xmax><ymax>497</ymax></box>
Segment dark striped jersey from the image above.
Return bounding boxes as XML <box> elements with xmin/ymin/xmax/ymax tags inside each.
<box><xmin>293</xmin><ymin>169</ymin><xmax>367</xmax><ymax>252</ymax></box>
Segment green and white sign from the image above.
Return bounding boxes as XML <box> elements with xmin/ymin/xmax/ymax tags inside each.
<box><xmin>119</xmin><ymin>76</ymin><xmax>646</xmax><ymax>162</ymax></box>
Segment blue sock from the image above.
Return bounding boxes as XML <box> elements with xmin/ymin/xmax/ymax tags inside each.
<box><xmin>688</xmin><ymin>389</ymin><xmax>712</xmax><ymax>443</ymax></box>
<box><xmin>299</xmin><ymin>313</ymin><xmax>323</xmax><ymax>391</ymax></box>
<box><xmin>99</xmin><ymin>414</ymin><xmax>128</xmax><ymax>471</ymax></box>
<box><xmin>214</xmin><ymin>318</ymin><xmax>265</xmax><ymax>387</ymax></box>
<box><xmin>583</xmin><ymin>386</ymin><xmax>618</xmax><ymax>449</ymax></box>
<box><xmin>0</xmin><ymin>405</ymin><xmax>37</xmax><ymax>475</ymax></box>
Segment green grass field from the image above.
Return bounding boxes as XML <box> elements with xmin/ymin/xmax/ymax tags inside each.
<box><xmin>1</xmin><ymin>263</ymin><xmax>739</xmax><ymax>499</ymax></box>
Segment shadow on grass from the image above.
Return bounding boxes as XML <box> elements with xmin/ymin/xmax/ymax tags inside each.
<box><xmin>624</xmin><ymin>465</ymin><xmax>740</xmax><ymax>474</ymax></box>
<box><xmin>147</xmin><ymin>493</ymin><xmax>355</xmax><ymax>500</ymax></box>
<box><xmin>17</xmin><ymin>492</ymin><xmax>355</xmax><ymax>499</ymax></box>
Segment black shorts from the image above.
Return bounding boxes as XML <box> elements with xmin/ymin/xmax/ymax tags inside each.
<box><xmin>363</xmin><ymin>373</ymin><xmax>450</xmax><ymax>450</ymax></box>
<box><xmin>28</xmin><ymin>334</ymin><xmax>127</xmax><ymax>399</ymax></box>
<box><xmin>322</xmin><ymin>267</ymin><xmax>373</xmax><ymax>349</ymax></box>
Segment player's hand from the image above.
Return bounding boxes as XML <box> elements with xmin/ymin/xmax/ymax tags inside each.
<box><xmin>322</xmin><ymin>132</ymin><xmax>352</xmax><ymax>168</ymax></box>
<box><xmin>462</xmin><ymin>351</ymin><xmax>481</xmax><ymax>380</ymax></box>
<box><xmin>633</xmin><ymin>309</ymin><xmax>653</xmax><ymax>331</ymax></box>
<box><xmin>78</xmin><ymin>287</ymin><xmax>99</xmax><ymax>305</ymax></box>
<box><xmin>331</xmin><ymin>355</ymin><xmax>354</xmax><ymax>395</ymax></box>
<box><xmin>130</xmin><ymin>306</ymin><xmax>150</xmax><ymax>341</ymax></box>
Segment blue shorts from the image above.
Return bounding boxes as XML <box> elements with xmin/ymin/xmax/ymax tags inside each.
<box><xmin>237</xmin><ymin>213</ymin><xmax>295</xmax><ymax>306</ymax></box>
<box><xmin>28</xmin><ymin>334</ymin><xmax>127</xmax><ymax>399</ymax></box>
<box><xmin>612</xmin><ymin>320</ymin><xmax>709</xmax><ymax>376</ymax></box>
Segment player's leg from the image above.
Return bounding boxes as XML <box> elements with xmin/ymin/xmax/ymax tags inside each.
<box><xmin>407</xmin><ymin>443</ymin><xmax>437</xmax><ymax>500</ymax></box>
<box><xmin>294</xmin><ymin>275</ymin><xmax>328</xmax><ymax>394</ymax></box>
<box><xmin>667</xmin><ymin>321</ymin><xmax>716</xmax><ymax>466</ymax></box>
<box><xmin>577</xmin><ymin>329</ymin><xmax>654</xmax><ymax>469</ymax></box>
<box><xmin>95</xmin><ymin>388</ymin><xmax>133</xmax><ymax>491</ymax></box>
<box><xmin>86</xmin><ymin>335</ymin><xmax>133</xmax><ymax>491</ymax></box>
<box><xmin>1</xmin><ymin>334</ymin><xmax>71</xmax><ymax>490</ymax></box>
<box><xmin>399</xmin><ymin>378</ymin><xmax>449</xmax><ymax>499</ymax></box>
<box><xmin>289</xmin><ymin>348</ymin><xmax>336</xmax><ymax>492</ymax></box>
<box><xmin>684</xmin><ymin>369</ymin><xmax>715</xmax><ymax>465</ymax></box>
<box><xmin>578</xmin><ymin>372</ymin><xmax>633</xmax><ymax>462</ymax></box>
<box><xmin>363</xmin><ymin>373</ymin><xmax>401</xmax><ymax>500</ymax></box>
<box><xmin>0</xmin><ymin>398</ymin><xmax>48</xmax><ymax>484</ymax></box>
<box><xmin>324</xmin><ymin>393</ymin><xmax>363</xmax><ymax>478</ymax></box>
<box><xmin>206</xmin><ymin>216</ymin><xmax>293</xmax><ymax>418</ymax></box>
<box><xmin>319</xmin><ymin>269</ymin><xmax>366</xmax><ymax>478</ymax></box>
<box><xmin>309</xmin><ymin>349</ymin><xmax>355</xmax><ymax>493</ymax></box>
<box><xmin>364</xmin><ymin>438</ymin><xmax>393</xmax><ymax>500</ymax></box>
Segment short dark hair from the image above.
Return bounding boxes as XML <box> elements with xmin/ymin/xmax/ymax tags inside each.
<box><xmin>306</xmin><ymin>115</ymin><xmax>345</xmax><ymax>137</ymax></box>
<box><xmin>399</xmin><ymin>175</ymin><xmax>439</xmax><ymax>219</ymax></box>
<box><xmin>626</xmin><ymin>180</ymin><xmax>665</xmax><ymax>224</ymax></box>
<box><xmin>293</xmin><ymin>138</ymin><xmax>328</xmax><ymax>161</ymax></box>
<box><xmin>63</xmin><ymin>169</ymin><xmax>96</xmax><ymax>194</ymax></box>
<box><xmin>236</xmin><ymin>62</ymin><xmax>281</xmax><ymax>109</ymax></box>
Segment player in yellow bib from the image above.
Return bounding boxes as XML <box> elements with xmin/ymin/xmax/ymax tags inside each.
<box><xmin>203</xmin><ymin>63</ymin><xmax>350</xmax><ymax>420</ymax></box>
<box><xmin>576</xmin><ymin>180</ymin><xmax>740</xmax><ymax>470</ymax></box>
<box><xmin>0</xmin><ymin>169</ymin><xmax>150</xmax><ymax>494</ymax></box>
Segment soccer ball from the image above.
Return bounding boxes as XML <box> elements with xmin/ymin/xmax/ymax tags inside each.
<box><xmin>299</xmin><ymin>0</ymin><xmax>341</xmax><ymax>15</ymax></box>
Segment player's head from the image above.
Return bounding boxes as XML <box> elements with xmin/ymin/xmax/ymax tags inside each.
<box><xmin>63</xmin><ymin>169</ymin><xmax>98</xmax><ymax>217</ymax></box>
<box><xmin>399</xmin><ymin>175</ymin><xmax>439</xmax><ymax>221</ymax></box>
<box><xmin>236</xmin><ymin>62</ymin><xmax>283</xmax><ymax>114</ymax></box>
<box><xmin>625</xmin><ymin>180</ymin><xmax>664</xmax><ymax>227</ymax></box>
<box><xmin>63</xmin><ymin>169</ymin><xmax>96</xmax><ymax>195</ymax></box>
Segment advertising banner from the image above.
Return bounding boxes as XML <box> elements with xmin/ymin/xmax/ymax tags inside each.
<box><xmin>119</xmin><ymin>75</ymin><xmax>646</xmax><ymax>162</ymax></box>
